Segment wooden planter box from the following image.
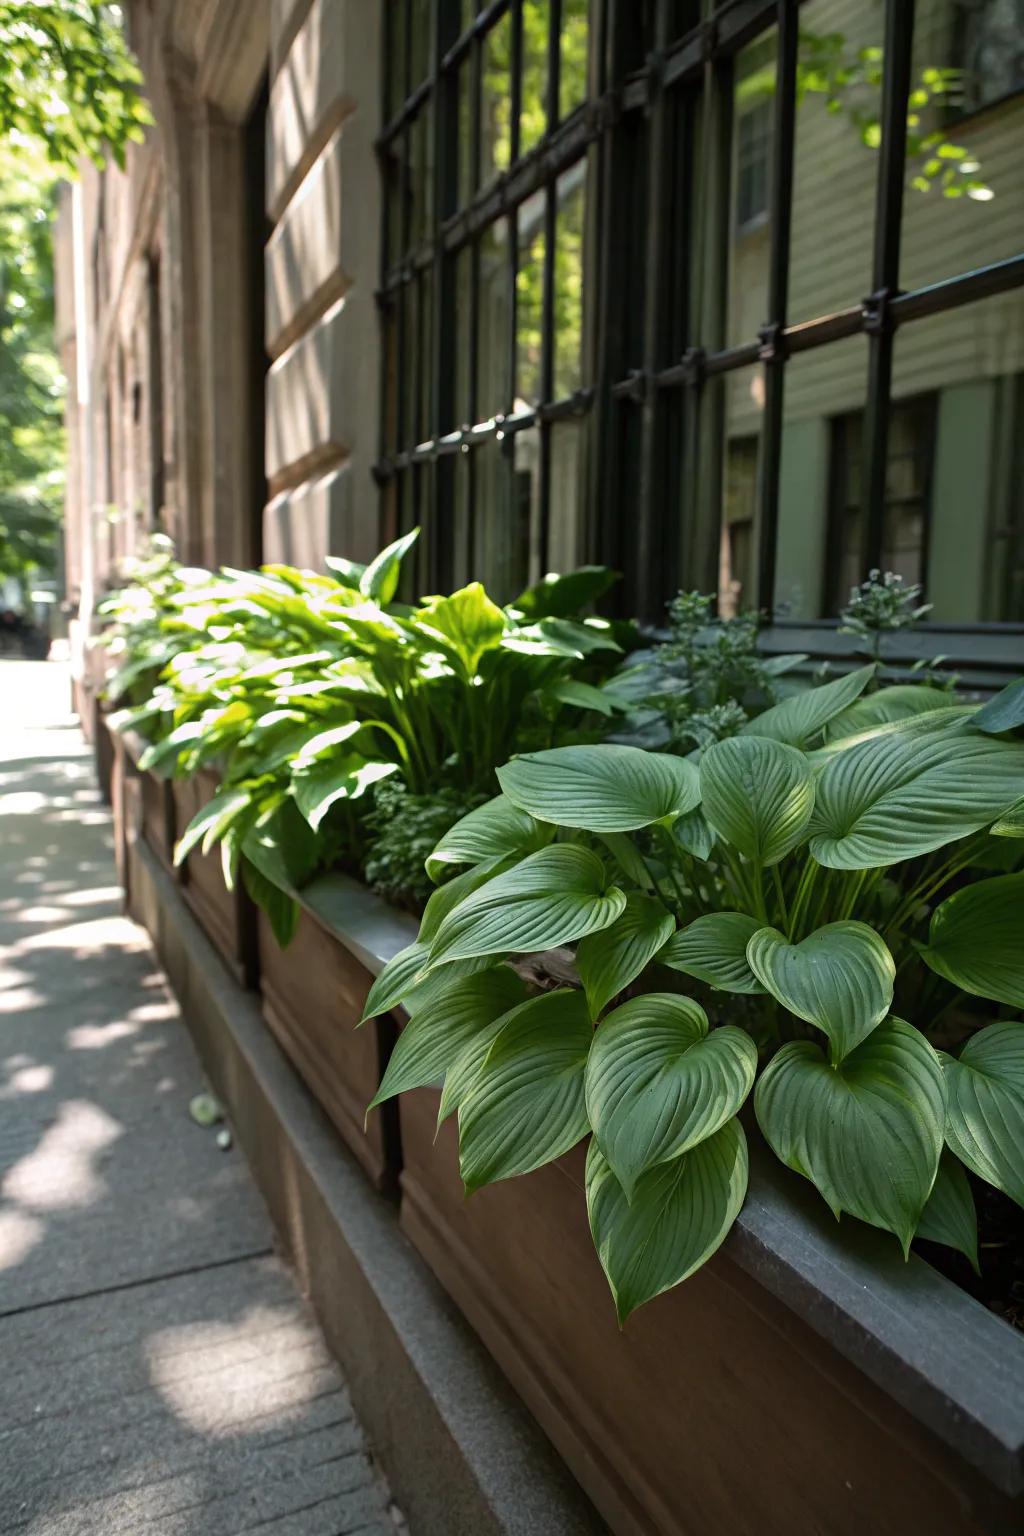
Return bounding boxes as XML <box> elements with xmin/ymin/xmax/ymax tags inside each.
<box><xmin>173</xmin><ymin>770</ymin><xmax>257</xmax><ymax>989</ymax></box>
<box><xmin>399</xmin><ymin>1093</ymin><xmax>1024</xmax><ymax>1536</ymax></box>
<box><xmin>257</xmin><ymin>874</ymin><xmax>416</xmax><ymax>1194</ymax></box>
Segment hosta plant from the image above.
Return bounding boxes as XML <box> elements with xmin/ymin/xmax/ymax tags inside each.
<box><xmin>364</xmin><ymin>667</ymin><xmax>1024</xmax><ymax>1322</ymax></box>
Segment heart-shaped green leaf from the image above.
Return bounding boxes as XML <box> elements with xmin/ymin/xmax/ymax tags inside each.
<box><xmin>428</xmin><ymin>844</ymin><xmax>626</xmax><ymax>966</ymax></box>
<box><xmin>659</xmin><ymin>912</ymin><xmax>765</xmax><ymax>994</ymax></box>
<box><xmin>746</xmin><ymin>922</ymin><xmax>895</xmax><ymax>1062</ymax></box>
<box><xmin>942</xmin><ymin>1021</ymin><xmax>1024</xmax><ymax>1208</ymax></box>
<box><xmin>672</xmin><ymin>807</ymin><xmax>717</xmax><ymax>861</ymax></box>
<box><xmin>808</xmin><ymin>728</ymin><xmax>1024</xmax><ymax>869</ymax></box>
<box><xmin>425</xmin><ymin>795</ymin><xmax>554</xmax><ymax>883</ymax></box>
<box><xmin>359</xmin><ymin>527</ymin><xmax>419</xmax><ymax>604</ymax></box>
<box><xmin>915</xmin><ymin>1149</ymin><xmax>979</xmax><ymax>1273</ymax></box>
<box><xmin>755</xmin><ymin>1018</ymin><xmax>945</xmax><ymax>1252</ymax></box>
<box><xmin>974</xmin><ymin>677</ymin><xmax>1024</xmax><ymax>735</ymax></box>
<box><xmin>513</xmin><ymin>565</ymin><xmax>618</xmax><ymax>618</ymax></box>
<box><xmin>920</xmin><ymin>873</ymin><xmax>1024</xmax><ymax>1008</ymax></box>
<box><xmin>586</xmin><ymin>1120</ymin><xmax>748</xmax><ymax>1324</ymax></box>
<box><xmin>293</xmin><ymin>755</ymin><xmax>398</xmax><ymax>831</ymax></box>
<box><xmin>361</xmin><ymin>941</ymin><xmax>429</xmax><ymax>1022</ymax></box>
<box><xmin>700</xmin><ymin>736</ymin><xmax>815</xmax><ymax>866</ymax></box>
<box><xmin>741</xmin><ymin>663</ymin><xmax>875</xmax><ymax>746</ymax></box>
<box><xmin>369</xmin><ymin>967</ymin><xmax>528</xmax><ymax>1109</ymax></box>
<box><xmin>576</xmin><ymin>895</ymin><xmax>675</xmax><ymax>1019</ymax></box>
<box><xmin>585</xmin><ymin>995</ymin><xmax>756</xmax><ymax>1196</ymax></box>
<box><xmin>458</xmin><ymin>990</ymin><xmax>593</xmax><ymax>1191</ymax></box>
<box><xmin>824</xmin><ymin>685</ymin><xmax>953</xmax><ymax>744</ymax></box>
<box><xmin>497</xmin><ymin>744</ymin><xmax>700</xmax><ymax>832</ymax></box>
<box><xmin>414</xmin><ymin>583</ymin><xmax>508</xmax><ymax>673</ymax></box>
<box><xmin>992</xmin><ymin>796</ymin><xmax>1024</xmax><ymax>837</ymax></box>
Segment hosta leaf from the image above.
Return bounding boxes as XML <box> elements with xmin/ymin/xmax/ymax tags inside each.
<box><xmin>369</xmin><ymin>967</ymin><xmax>528</xmax><ymax>1109</ymax></box>
<box><xmin>576</xmin><ymin>895</ymin><xmax>676</xmax><ymax>1019</ymax></box>
<box><xmin>808</xmin><ymin>728</ymin><xmax>1024</xmax><ymax>869</ymax></box>
<box><xmin>741</xmin><ymin>663</ymin><xmax>875</xmax><ymax>746</ymax></box>
<box><xmin>359</xmin><ymin>527</ymin><xmax>419</xmax><ymax>604</ymax></box>
<box><xmin>543</xmin><ymin>679</ymin><xmax>620</xmax><ymax>717</ymax></box>
<box><xmin>294</xmin><ymin>721</ymin><xmax>363</xmax><ymax>765</ymax></box>
<box><xmin>920</xmin><ymin>873</ymin><xmax>1024</xmax><ymax>1008</ymax></box>
<box><xmin>824</xmin><ymin>685</ymin><xmax>953</xmax><ymax>743</ymax></box>
<box><xmin>672</xmin><ymin>807</ymin><xmax>717</xmax><ymax>862</ymax></box>
<box><xmin>513</xmin><ymin>565</ymin><xmax>618</xmax><ymax>619</ymax></box>
<box><xmin>700</xmin><ymin>736</ymin><xmax>815</xmax><ymax>866</ymax></box>
<box><xmin>419</xmin><ymin>859</ymin><xmax>511</xmax><ymax>943</ymax></box>
<box><xmin>360</xmin><ymin>942</ymin><xmax>429</xmax><ymax>1022</ymax></box>
<box><xmin>659</xmin><ymin>912</ymin><xmax>765</xmax><ymax>994</ymax></box>
<box><xmin>414</xmin><ymin>583</ymin><xmax>507</xmax><ymax>673</ymax></box>
<box><xmin>915</xmin><ymin>1149</ymin><xmax>979</xmax><ymax>1273</ymax></box>
<box><xmin>974</xmin><ymin>677</ymin><xmax>1024</xmax><ymax>735</ymax></box>
<box><xmin>992</xmin><ymin>796</ymin><xmax>1024</xmax><ymax>837</ymax></box>
<box><xmin>428</xmin><ymin>844</ymin><xmax>626</xmax><ymax>966</ymax></box>
<box><xmin>586</xmin><ymin>1120</ymin><xmax>748</xmax><ymax>1324</ymax></box>
<box><xmin>293</xmin><ymin>755</ymin><xmax>398</xmax><ymax>831</ymax></box>
<box><xmin>585</xmin><ymin>995</ymin><xmax>756</xmax><ymax>1196</ymax></box>
<box><xmin>425</xmin><ymin>795</ymin><xmax>553</xmax><ymax>882</ymax></box>
<box><xmin>498</xmin><ymin>744</ymin><xmax>700</xmax><ymax>832</ymax></box>
<box><xmin>458</xmin><ymin>990</ymin><xmax>593</xmax><ymax>1191</ymax></box>
<box><xmin>746</xmin><ymin>922</ymin><xmax>895</xmax><ymax>1063</ymax></box>
<box><xmin>755</xmin><ymin>1019</ymin><xmax>945</xmax><ymax>1252</ymax></box>
<box><xmin>174</xmin><ymin>786</ymin><xmax>252</xmax><ymax>866</ymax></box>
<box><xmin>241</xmin><ymin>856</ymin><xmax>298</xmax><ymax>949</ymax></box>
<box><xmin>942</xmin><ymin>1021</ymin><xmax>1024</xmax><ymax>1208</ymax></box>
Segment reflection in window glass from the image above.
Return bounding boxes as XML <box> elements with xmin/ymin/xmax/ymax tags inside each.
<box><xmin>727</xmin><ymin>29</ymin><xmax>775</xmax><ymax>347</ymax></box>
<box><xmin>477</xmin><ymin>219</ymin><xmax>510</xmax><ymax>420</ymax></box>
<box><xmin>720</xmin><ymin>436</ymin><xmax>758</xmax><ymax>619</ymax></box>
<box><xmin>516</xmin><ymin>194</ymin><xmax>545</xmax><ymax>407</ymax></box>
<box><xmin>560</xmin><ymin>0</ymin><xmax>589</xmax><ymax>121</ymax></box>
<box><xmin>553</xmin><ymin>160</ymin><xmax>586</xmax><ymax>399</ymax></box>
<box><xmin>481</xmin><ymin>13</ymin><xmax>512</xmax><ymax>184</ymax></box>
<box><xmin>521</xmin><ymin>1</ymin><xmax>549</xmax><ymax>155</ymax></box>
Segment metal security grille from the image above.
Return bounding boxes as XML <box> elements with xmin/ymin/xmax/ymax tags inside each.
<box><xmin>376</xmin><ymin>0</ymin><xmax>1024</xmax><ymax>660</ymax></box>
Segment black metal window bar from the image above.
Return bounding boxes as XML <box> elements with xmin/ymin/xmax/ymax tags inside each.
<box><xmin>376</xmin><ymin>0</ymin><xmax>1024</xmax><ymax>653</ymax></box>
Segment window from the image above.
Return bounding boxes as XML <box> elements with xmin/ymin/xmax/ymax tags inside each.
<box><xmin>377</xmin><ymin>1</ymin><xmax>1024</xmax><ymax>668</ymax></box>
<box><xmin>956</xmin><ymin>0</ymin><xmax>1024</xmax><ymax>113</ymax></box>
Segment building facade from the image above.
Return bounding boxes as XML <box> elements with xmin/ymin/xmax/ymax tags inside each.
<box><xmin>58</xmin><ymin>0</ymin><xmax>1024</xmax><ymax>687</ymax></box>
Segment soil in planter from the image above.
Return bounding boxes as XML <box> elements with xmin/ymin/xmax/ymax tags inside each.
<box><xmin>918</xmin><ymin>1175</ymin><xmax>1024</xmax><ymax>1331</ymax></box>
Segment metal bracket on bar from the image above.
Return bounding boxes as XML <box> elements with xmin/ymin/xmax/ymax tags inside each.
<box><xmin>680</xmin><ymin>347</ymin><xmax>706</xmax><ymax>388</ymax></box>
<box><xmin>610</xmin><ymin>369</ymin><xmax>647</xmax><ymax>404</ymax></box>
<box><xmin>758</xmin><ymin>321</ymin><xmax>787</xmax><ymax>364</ymax></box>
<box><xmin>861</xmin><ymin>286</ymin><xmax>897</xmax><ymax>336</ymax></box>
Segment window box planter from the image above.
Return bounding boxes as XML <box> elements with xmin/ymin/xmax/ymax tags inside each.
<box><xmin>172</xmin><ymin>770</ymin><xmax>257</xmax><ymax>989</ymax></box>
<box><xmin>317</xmin><ymin>883</ymin><xmax>1024</xmax><ymax>1536</ymax></box>
<box><xmin>256</xmin><ymin>874</ymin><xmax>415</xmax><ymax>1194</ymax></box>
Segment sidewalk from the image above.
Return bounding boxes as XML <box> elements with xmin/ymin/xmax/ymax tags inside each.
<box><xmin>0</xmin><ymin>661</ymin><xmax>402</xmax><ymax>1536</ymax></box>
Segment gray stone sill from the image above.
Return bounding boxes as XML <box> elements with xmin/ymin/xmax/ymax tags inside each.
<box><xmin>295</xmin><ymin>869</ymin><xmax>1024</xmax><ymax>1500</ymax></box>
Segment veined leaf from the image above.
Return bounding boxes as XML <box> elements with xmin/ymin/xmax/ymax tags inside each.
<box><xmin>755</xmin><ymin>1019</ymin><xmax>945</xmax><ymax>1252</ymax></box>
<box><xmin>585</xmin><ymin>995</ymin><xmax>756</xmax><ymax>1196</ymax></box>
<box><xmin>458</xmin><ymin>990</ymin><xmax>593</xmax><ymax>1191</ymax></box>
<box><xmin>576</xmin><ymin>894</ymin><xmax>675</xmax><ymax>1018</ymax></box>
<box><xmin>369</xmin><ymin>967</ymin><xmax>528</xmax><ymax>1108</ymax></box>
<box><xmin>672</xmin><ymin>807</ymin><xmax>717</xmax><ymax>862</ymax></box>
<box><xmin>414</xmin><ymin>583</ymin><xmax>507</xmax><ymax>674</ymax></box>
<box><xmin>659</xmin><ymin>912</ymin><xmax>765</xmax><ymax>994</ymax></box>
<box><xmin>293</xmin><ymin>755</ymin><xmax>398</xmax><ymax>831</ymax></box>
<box><xmin>808</xmin><ymin>728</ymin><xmax>1024</xmax><ymax>868</ymax></box>
<box><xmin>586</xmin><ymin>1121</ymin><xmax>748</xmax><ymax>1324</ymax></box>
<box><xmin>419</xmin><ymin>859</ymin><xmax>511</xmax><ymax>942</ymax></box>
<box><xmin>242</xmin><ymin>855</ymin><xmax>298</xmax><ymax>948</ymax></box>
<box><xmin>974</xmin><ymin>677</ymin><xmax>1024</xmax><ymax>735</ymax></box>
<box><xmin>700</xmin><ymin>735</ymin><xmax>815</xmax><ymax>866</ymax></box>
<box><xmin>361</xmin><ymin>942</ymin><xmax>429</xmax><ymax>1022</ymax></box>
<box><xmin>824</xmin><ymin>684</ymin><xmax>953</xmax><ymax>743</ymax></box>
<box><xmin>174</xmin><ymin>786</ymin><xmax>252</xmax><ymax>867</ymax></box>
<box><xmin>498</xmin><ymin>743</ymin><xmax>700</xmax><ymax>832</ymax></box>
<box><xmin>359</xmin><ymin>527</ymin><xmax>419</xmax><ymax>604</ymax></box>
<box><xmin>746</xmin><ymin>922</ymin><xmax>895</xmax><ymax>1062</ymax></box>
<box><xmin>992</xmin><ymin>797</ymin><xmax>1024</xmax><ymax>837</ymax></box>
<box><xmin>543</xmin><ymin>679</ymin><xmax>621</xmax><ymax>718</ymax></box>
<box><xmin>294</xmin><ymin>720</ymin><xmax>364</xmax><ymax>765</ymax></box>
<box><xmin>915</xmin><ymin>1149</ymin><xmax>979</xmax><ymax>1273</ymax></box>
<box><xmin>428</xmin><ymin>844</ymin><xmax>626</xmax><ymax>965</ymax></box>
<box><xmin>425</xmin><ymin>795</ymin><xmax>553</xmax><ymax>883</ymax></box>
<box><xmin>920</xmin><ymin>873</ymin><xmax>1024</xmax><ymax>1008</ymax></box>
<box><xmin>942</xmin><ymin>1021</ymin><xmax>1024</xmax><ymax>1208</ymax></box>
<box><xmin>741</xmin><ymin>664</ymin><xmax>875</xmax><ymax>746</ymax></box>
<box><xmin>513</xmin><ymin>565</ymin><xmax>618</xmax><ymax>619</ymax></box>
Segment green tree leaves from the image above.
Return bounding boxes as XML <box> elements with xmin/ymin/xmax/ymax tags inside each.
<box><xmin>746</xmin><ymin>922</ymin><xmax>895</xmax><ymax>1063</ymax></box>
<box><xmin>586</xmin><ymin>1122</ymin><xmax>748</xmax><ymax>1325</ymax></box>
<box><xmin>700</xmin><ymin>736</ymin><xmax>814</xmax><ymax>865</ymax></box>
<box><xmin>498</xmin><ymin>744</ymin><xmax>700</xmax><ymax>831</ymax></box>
<box><xmin>755</xmin><ymin>1019</ymin><xmax>945</xmax><ymax>1252</ymax></box>
<box><xmin>920</xmin><ymin>873</ymin><xmax>1024</xmax><ymax>1008</ymax></box>
<box><xmin>942</xmin><ymin>1022</ymin><xmax>1024</xmax><ymax>1209</ymax></box>
<box><xmin>585</xmin><ymin>995</ymin><xmax>756</xmax><ymax>1197</ymax></box>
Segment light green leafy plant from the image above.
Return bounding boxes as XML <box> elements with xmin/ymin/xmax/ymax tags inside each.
<box><xmin>366</xmin><ymin>670</ymin><xmax>1024</xmax><ymax>1323</ymax></box>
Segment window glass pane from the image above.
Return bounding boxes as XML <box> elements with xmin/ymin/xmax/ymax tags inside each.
<box><xmin>402</xmin><ymin>280</ymin><xmax>417</xmax><ymax>448</ymax></box>
<box><xmin>410</xmin><ymin>0</ymin><xmax>431</xmax><ymax>88</ymax></box>
<box><xmin>521</xmin><ymin>0</ymin><xmax>549</xmax><ymax>155</ymax></box>
<box><xmin>773</xmin><ymin>335</ymin><xmax>867</xmax><ymax>620</ymax></box>
<box><xmin>481</xmin><ymin>13</ymin><xmax>512</xmax><ymax>184</ymax></box>
<box><xmin>385</xmin><ymin>148</ymin><xmax>403</xmax><ymax>265</ymax></box>
<box><xmin>721</xmin><ymin>365</ymin><xmax>763</xmax><ymax>616</ymax></box>
<box><xmin>898</xmin><ymin>1</ymin><xmax>1022</xmax><ymax>291</ymax></box>
<box><xmin>388</xmin><ymin>2</ymin><xmax>407</xmax><ymax>120</ymax></box>
<box><xmin>559</xmin><ymin>0</ymin><xmax>589</xmax><ymax>121</ymax></box>
<box><xmin>383</xmin><ymin>302</ymin><xmax>399</xmax><ymax>452</ymax></box>
<box><xmin>728</xmin><ymin>28</ymin><xmax>775</xmax><ymax>347</ymax></box>
<box><xmin>892</xmin><ymin>294</ymin><xmax>1024</xmax><ymax>622</ymax></box>
<box><xmin>409</xmin><ymin>108</ymin><xmax>433</xmax><ymax>249</ymax></box>
<box><xmin>452</xmin><ymin>451</ymin><xmax>472</xmax><ymax>587</ymax></box>
<box><xmin>516</xmin><ymin>195</ymin><xmax>545</xmax><ymax>408</ymax></box>
<box><xmin>548</xmin><ymin>419</ymin><xmax>585</xmax><ymax>574</ymax></box>
<box><xmin>786</xmin><ymin>2</ymin><xmax>885</xmax><ymax>324</ymax></box>
<box><xmin>477</xmin><ymin>218</ymin><xmax>510</xmax><ymax>419</ymax></box>
<box><xmin>475</xmin><ymin>440</ymin><xmax>525</xmax><ymax>598</ymax></box>
<box><xmin>457</xmin><ymin>62</ymin><xmax>474</xmax><ymax>205</ymax></box>
<box><xmin>419</xmin><ymin>265</ymin><xmax>434</xmax><ymax>442</ymax></box>
<box><xmin>553</xmin><ymin>158</ymin><xmax>587</xmax><ymax>398</ymax></box>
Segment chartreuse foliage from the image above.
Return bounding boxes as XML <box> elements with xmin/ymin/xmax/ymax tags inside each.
<box><xmin>107</xmin><ymin>530</ymin><xmax>625</xmax><ymax>940</ymax></box>
<box><xmin>366</xmin><ymin>670</ymin><xmax>1024</xmax><ymax>1320</ymax></box>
